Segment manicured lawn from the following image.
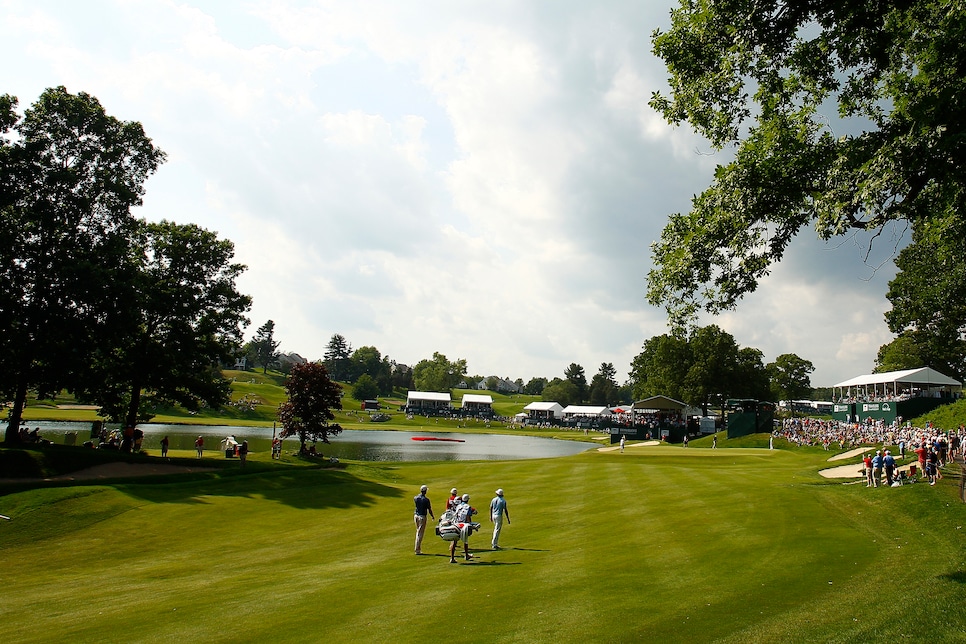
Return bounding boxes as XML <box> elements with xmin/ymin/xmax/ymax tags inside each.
<box><xmin>1</xmin><ymin>445</ymin><xmax>964</xmax><ymax>643</ymax></box>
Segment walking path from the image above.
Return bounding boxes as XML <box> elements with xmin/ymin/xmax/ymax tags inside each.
<box><xmin>598</xmin><ymin>440</ymin><xmax>661</xmax><ymax>452</ymax></box>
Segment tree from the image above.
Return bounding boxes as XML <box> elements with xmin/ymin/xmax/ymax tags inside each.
<box><xmin>882</xmin><ymin>213</ymin><xmax>966</xmax><ymax>380</ymax></box>
<box><xmin>647</xmin><ymin>2</ymin><xmax>966</xmax><ymax>327</ymax></box>
<box><xmin>323</xmin><ymin>334</ymin><xmax>353</xmax><ymax>381</ymax></box>
<box><xmin>629</xmin><ymin>333</ymin><xmax>691</xmax><ymax>402</ymax></box>
<box><xmin>682</xmin><ymin>325</ymin><xmax>742</xmax><ymax>415</ymax></box>
<box><xmin>588</xmin><ymin>362</ymin><xmax>619</xmax><ymax>406</ymax></box>
<box><xmin>629</xmin><ymin>325</ymin><xmax>771</xmax><ymax>415</ymax></box>
<box><xmin>1</xmin><ymin>87</ymin><xmax>165</xmax><ymax>443</ymax></box>
<box><xmin>277</xmin><ymin>361</ymin><xmax>343</xmax><ymax>453</ymax></box>
<box><xmin>874</xmin><ymin>334</ymin><xmax>926</xmax><ymax>374</ymax></box>
<box><xmin>541</xmin><ymin>378</ymin><xmax>578</xmax><ymax>407</ymax></box>
<box><xmin>524</xmin><ymin>377</ymin><xmax>547</xmax><ymax>395</ymax></box>
<box><xmin>412</xmin><ymin>352</ymin><xmax>467</xmax><ymax>392</ymax></box>
<box><xmin>349</xmin><ymin>345</ymin><xmax>393</xmax><ymax>394</ymax></box>
<box><xmin>735</xmin><ymin>347</ymin><xmax>772</xmax><ymax>402</ymax></box>
<box><xmin>78</xmin><ymin>220</ymin><xmax>251</xmax><ymax>429</ymax></box>
<box><xmin>251</xmin><ymin>320</ymin><xmax>281</xmax><ymax>374</ymax></box>
<box><xmin>766</xmin><ymin>353</ymin><xmax>815</xmax><ymax>405</ymax></box>
<box><xmin>564</xmin><ymin>363</ymin><xmax>587</xmax><ymax>404</ymax></box>
<box><xmin>351</xmin><ymin>374</ymin><xmax>380</xmax><ymax>402</ymax></box>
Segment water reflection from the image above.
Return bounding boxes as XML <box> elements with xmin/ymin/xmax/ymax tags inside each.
<box><xmin>28</xmin><ymin>422</ymin><xmax>594</xmax><ymax>462</ymax></box>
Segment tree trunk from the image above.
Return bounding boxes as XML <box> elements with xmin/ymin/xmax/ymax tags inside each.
<box><xmin>4</xmin><ymin>373</ymin><xmax>29</xmax><ymax>444</ymax></box>
<box><xmin>125</xmin><ymin>378</ymin><xmax>143</xmax><ymax>431</ymax></box>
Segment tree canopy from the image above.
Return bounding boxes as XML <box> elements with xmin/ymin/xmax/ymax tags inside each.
<box><xmin>647</xmin><ymin>1</ymin><xmax>966</xmax><ymax>326</ymax></box>
<box><xmin>323</xmin><ymin>334</ymin><xmax>352</xmax><ymax>382</ymax></box>
<box><xmin>766</xmin><ymin>353</ymin><xmax>815</xmax><ymax>404</ymax></box>
<box><xmin>249</xmin><ymin>320</ymin><xmax>281</xmax><ymax>374</ymax></box>
<box><xmin>588</xmin><ymin>362</ymin><xmax>620</xmax><ymax>406</ymax></box>
<box><xmin>78</xmin><ymin>220</ymin><xmax>251</xmax><ymax>428</ymax></box>
<box><xmin>1</xmin><ymin>87</ymin><xmax>165</xmax><ymax>442</ymax></box>
<box><xmin>277</xmin><ymin>361</ymin><xmax>343</xmax><ymax>453</ymax></box>
<box><xmin>882</xmin><ymin>212</ymin><xmax>966</xmax><ymax>380</ymax></box>
<box><xmin>629</xmin><ymin>325</ymin><xmax>773</xmax><ymax>414</ymax></box>
<box><xmin>412</xmin><ymin>352</ymin><xmax>467</xmax><ymax>393</ymax></box>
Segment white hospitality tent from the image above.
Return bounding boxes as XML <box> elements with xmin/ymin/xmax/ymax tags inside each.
<box><xmin>832</xmin><ymin>367</ymin><xmax>961</xmax><ymax>400</ymax></box>
<box><xmin>524</xmin><ymin>401</ymin><xmax>564</xmax><ymax>421</ymax></box>
<box><xmin>461</xmin><ymin>393</ymin><xmax>494</xmax><ymax>413</ymax></box>
<box><xmin>562</xmin><ymin>405</ymin><xmax>612</xmax><ymax>420</ymax></box>
<box><xmin>406</xmin><ymin>391</ymin><xmax>452</xmax><ymax>410</ymax></box>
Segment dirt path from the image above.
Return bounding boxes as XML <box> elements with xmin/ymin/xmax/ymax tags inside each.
<box><xmin>598</xmin><ymin>440</ymin><xmax>661</xmax><ymax>452</ymax></box>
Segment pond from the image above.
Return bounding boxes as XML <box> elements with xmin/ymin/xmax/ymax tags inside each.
<box><xmin>25</xmin><ymin>421</ymin><xmax>596</xmax><ymax>462</ymax></box>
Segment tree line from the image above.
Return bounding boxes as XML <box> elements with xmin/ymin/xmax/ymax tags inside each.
<box><xmin>319</xmin><ymin>325</ymin><xmax>815</xmax><ymax>413</ymax></box>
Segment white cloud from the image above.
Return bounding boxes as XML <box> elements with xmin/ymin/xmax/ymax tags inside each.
<box><xmin>0</xmin><ymin>0</ymin><xmax>904</xmax><ymax>388</ymax></box>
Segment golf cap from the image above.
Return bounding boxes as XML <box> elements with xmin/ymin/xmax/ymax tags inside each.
<box><xmin>461</xmin><ymin>493</ymin><xmax>470</xmax><ymax>502</ymax></box>
<box><xmin>496</xmin><ymin>488</ymin><xmax>504</xmax><ymax>496</ymax></box>
<box><xmin>420</xmin><ymin>485</ymin><xmax>428</xmax><ymax>493</ymax></box>
<box><xmin>451</xmin><ymin>488</ymin><xmax>458</xmax><ymax>494</ymax></box>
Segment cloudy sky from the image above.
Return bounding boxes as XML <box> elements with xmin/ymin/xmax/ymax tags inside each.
<box><xmin>2</xmin><ymin>0</ymin><xmax>907</xmax><ymax>388</ymax></box>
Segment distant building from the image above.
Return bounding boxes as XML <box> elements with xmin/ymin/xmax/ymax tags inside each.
<box><xmin>461</xmin><ymin>393</ymin><xmax>494</xmax><ymax>416</ymax></box>
<box><xmin>524</xmin><ymin>401</ymin><xmax>564</xmax><ymax>423</ymax></box>
<box><xmin>405</xmin><ymin>391</ymin><xmax>452</xmax><ymax>415</ymax></box>
<box><xmin>476</xmin><ymin>377</ymin><xmax>523</xmax><ymax>394</ymax></box>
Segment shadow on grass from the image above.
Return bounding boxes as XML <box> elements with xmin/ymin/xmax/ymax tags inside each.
<box><xmin>464</xmin><ymin>561</ymin><xmax>522</xmax><ymax>566</ymax></box>
<box><xmin>113</xmin><ymin>466</ymin><xmax>403</xmax><ymax>510</ymax></box>
<box><xmin>937</xmin><ymin>570</ymin><xmax>966</xmax><ymax>584</ymax></box>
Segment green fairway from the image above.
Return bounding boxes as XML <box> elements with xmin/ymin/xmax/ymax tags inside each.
<box><xmin>1</xmin><ymin>445</ymin><xmax>964</xmax><ymax>643</ymax></box>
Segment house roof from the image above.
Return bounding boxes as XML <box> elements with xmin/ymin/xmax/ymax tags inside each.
<box><xmin>833</xmin><ymin>367</ymin><xmax>961</xmax><ymax>389</ymax></box>
<box><xmin>406</xmin><ymin>391</ymin><xmax>452</xmax><ymax>402</ymax></box>
<box><xmin>631</xmin><ymin>395</ymin><xmax>687</xmax><ymax>411</ymax></box>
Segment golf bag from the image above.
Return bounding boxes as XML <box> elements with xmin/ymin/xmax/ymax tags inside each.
<box><xmin>435</xmin><ymin>510</ymin><xmax>481</xmax><ymax>542</ymax></box>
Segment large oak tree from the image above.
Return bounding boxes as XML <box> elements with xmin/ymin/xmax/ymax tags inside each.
<box><xmin>1</xmin><ymin>88</ymin><xmax>164</xmax><ymax>443</ymax></box>
<box><xmin>647</xmin><ymin>1</ymin><xmax>966</xmax><ymax>326</ymax></box>
<box><xmin>78</xmin><ymin>220</ymin><xmax>251</xmax><ymax>429</ymax></box>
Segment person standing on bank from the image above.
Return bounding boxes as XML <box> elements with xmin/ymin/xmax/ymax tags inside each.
<box><xmin>490</xmin><ymin>488</ymin><xmax>510</xmax><ymax>550</ymax></box>
<box><xmin>238</xmin><ymin>440</ymin><xmax>249</xmax><ymax>468</ymax></box>
<box><xmin>413</xmin><ymin>485</ymin><xmax>435</xmax><ymax>555</ymax></box>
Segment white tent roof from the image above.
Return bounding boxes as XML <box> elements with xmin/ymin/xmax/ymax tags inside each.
<box><xmin>407</xmin><ymin>391</ymin><xmax>452</xmax><ymax>402</ymax></box>
<box><xmin>462</xmin><ymin>394</ymin><xmax>493</xmax><ymax>405</ymax></box>
<box><xmin>562</xmin><ymin>405</ymin><xmax>612</xmax><ymax>416</ymax></box>
<box><xmin>524</xmin><ymin>401</ymin><xmax>564</xmax><ymax>412</ymax></box>
<box><xmin>833</xmin><ymin>367</ymin><xmax>961</xmax><ymax>388</ymax></box>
